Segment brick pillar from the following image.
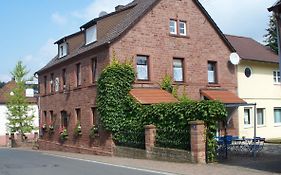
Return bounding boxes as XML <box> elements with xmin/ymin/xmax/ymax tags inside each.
<box><xmin>5</xmin><ymin>133</ymin><xmax>9</xmax><ymax>147</ymax></box>
<box><xmin>10</xmin><ymin>133</ymin><xmax>15</xmax><ymax>148</ymax></box>
<box><xmin>189</xmin><ymin>120</ymin><xmax>206</xmax><ymax>164</ymax></box>
<box><xmin>145</xmin><ymin>125</ymin><xmax>156</xmax><ymax>158</ymax></box>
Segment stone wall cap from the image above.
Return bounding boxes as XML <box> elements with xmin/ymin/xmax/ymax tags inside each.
<box><xmin>145</xmin><ymin>124</ymin><xmax>156</xmax><ymax>129</ymax></box>
<box><xmin>188</xmin><ymin>120</ymin><xmax>205</xmax><ymax>125</ymax></box>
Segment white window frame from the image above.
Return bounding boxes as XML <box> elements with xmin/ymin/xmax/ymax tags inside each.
<box><xmin>244</xmin><ymin>108</ymin><xmax>252</xmax><ymax>128</ymax></box>
<box><xmin>85</xmin><ymin>25</ymin><xmax>97</xmax><ymax>45</ymax></box>
<box><xmin>179</xmin><ymin>21</ymin><xmax>187</xmax><ymax>36</ymax></box>
<box><xmin>208</xmin><ymin>62</ymin><xmax>217</xmax><ymax>84</ymax></box>
<box><xmin>169</xmin><ymin>20</ymin><xmax>177</xmax><ymax>35</ymax></box>
<box><xmin>136</xmin><ymin>55</ymin><xmax>149</xmax><ymax>81</ymax></box>
<box><xmin>173</xmin><ymin>58</ymin><xmax>184</xmax><ymax>82</ymax></box>
<box><xmin>273</xmin><ymin>70</ymin><xmax>281</xmax><ymax>84</ymax></box>
<box><xmin>274</xmin><ymin>108</ymin><xmax>281</xmax><ymax>126</ymax></box>
<box><xmin>257</xmin><ymin>108</ymin><xmax>265</xmax><ymax>127</ymax></box>
<box><xmin>58</xmin><ymin>42</ymin><xmax>67</xmax><ymax>58</ymax></box>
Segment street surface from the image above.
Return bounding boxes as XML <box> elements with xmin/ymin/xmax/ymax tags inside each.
<box><xmin>0</xmin><ymin>148</ymin><xmax>174</xmax><ymax>175</ymax></box>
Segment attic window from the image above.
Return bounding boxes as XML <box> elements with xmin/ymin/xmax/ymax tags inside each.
<box><xmin>59</xmin><ymin>42</ymin><xmax>67</xmax><ymax>58</ymax></box>
<box><xmin>86</xmin><ymin>25</ymin><xmax>97</xmax><ymax>45</ymax></box>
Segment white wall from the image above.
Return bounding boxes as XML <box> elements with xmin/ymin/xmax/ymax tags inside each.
<box><xmin>0</xmin><ymin>104</ymin><xmax>39</xmax><ymax>136</ymax></box>
<box><xmin>237</xmin><ymin>60</ymin><xmax>281</xmax><ymax>139</ymax></box>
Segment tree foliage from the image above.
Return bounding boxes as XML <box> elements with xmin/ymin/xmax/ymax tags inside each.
<box><xmin>0</xmin><ymin>81</ymin><xmax>6</xmax><ymax>88</ymax></box>
<box><xmin>6</xmin><ymin>61</ymin><xmax>35</xmax><ymax>141</ymax></box>
<box><xmin>264</xmin><ymin>14</ymin><xmax>278</xmax><ymax>54</ymax></box>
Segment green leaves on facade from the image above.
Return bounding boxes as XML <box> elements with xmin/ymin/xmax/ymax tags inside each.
<box><xmin>97</xmin><ymin>58</ymin><xmax>227</xmax><ymax>162</ymax></box>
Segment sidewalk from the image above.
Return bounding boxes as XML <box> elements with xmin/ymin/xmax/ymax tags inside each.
<box><xmin>17</xmin><ymin>147</ymin><xmax>280</xmax><ymax>175</ymax></box>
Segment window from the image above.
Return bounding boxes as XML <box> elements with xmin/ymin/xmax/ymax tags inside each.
<box><xmin>208</xmin><ymin>61</ymin><xmax>217</xmax><ymax>84</ymax></box>
<box><xmin>179</xmin><ymin>21</ymin><xmax>187</xmax><ymax>36</ymax></box>
<box><xmin>58</xmin><ymin>43</ymin><xmax>67</xmax><ymax>58</ymax></box>
<box><xmin>43</xmin><ymin>111</ymin><xmax>47</xmax><ymax>123</ymax></box>
<box><xmin>92</xmin><ymin>58</ymin><xmax>97</xmax><ymax>82</ymax></box>
<box><xmin>85</xmin><ymin>25</ymin><xmax>97</xmax><ymax>45</ymax></box>
<box><xmin>44</xmin><ymin>76</ymin><xmax>47</xmax><ymax>94</ymax></box>
<box><xmin>50</xmin><ymin>111</ymin><xmax>54</xmax><ymax>124</ymax></box>
<box><xmin>136</xmin><ymin>55</ymin><xmax>149</xmax><ymax>80</ymax></box>
<box><xmin>274</xmin><ymin>108</ymin><xmax>281</xmax><ymax>124</ymax></box>
<box><xmin>75</xmin><ymin>108</ymin><xmax>81</xmax><ymax>123</ymax></box>
<box><xmin>169</xmin><ymin>20</ymin><xmax>177</xmax><ymax>35</ymax></box>
<box><xmin>257</xmin><ymin>108</ymin><xmax>265</xmax><ymax>126</ymax></box>
<box><xmin>244</xmin><ymin>67</ymin><xmax>252</xmax><ymax>78</ymax></box>
<box><xmin>273</xmin><ymin>70</ymin><xmax>280</xmax><ymax>84</ymax></box>
<box><xmin>173</xmin><ymin>58</ymin><xmax>184</xmax><ymax>82</ymax></box>
<box><xmin>76</xmin><ymin>63</ymin><xmax>81</xmax><ymax>86</ymax></box>
<box><xmin>55</xmin><ymin>77</ymin><xmax>59</xmax><ymax>92</ymax></box>
<box><xmin>50</xmin><ymin>73</ymin><xmax>54</xmax><ymax>93</ymax></box>
<box><xmin>91</xmin><ymin>107</ymin><xmax>99</xmax><ymax>126</ymax></box>
<box><xmin>62</xmin><ymin>69</ymin><xmax>66</xmax><ymax>89</ymax></box>
<box><xmin>244</xmin><ymin>108</ymin><xmax>251</xmax><ymax>126</ymax></box>
<box><xmin>61</xmin><ymin>111</ymin><xmax>68</xmax><ymax>128</ymax></box>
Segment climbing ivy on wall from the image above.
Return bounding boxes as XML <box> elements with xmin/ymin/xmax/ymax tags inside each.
<box><xmin>97</xmin><ymin>58</ymin><xmax>227</xmax><ymax>162</ymax></box>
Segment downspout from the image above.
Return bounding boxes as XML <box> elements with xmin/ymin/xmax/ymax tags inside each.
<box><xmin>275</xmin><ymin>12</ymin><xmax>281</xmax><ymax>74</ymax></box>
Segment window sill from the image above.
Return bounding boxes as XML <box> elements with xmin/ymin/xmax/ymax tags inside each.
<box><xmin>135</xmin><ymin>80</ymin><xmax>154</xmax><ymax>84</ymax></box>
<box><xmin>257</xmin><ymin>125</ymin><xmax>266</xmax><ymax>128</ymax></box>
<box><xmin>207</xmin><ymin>83</ymin><xmax>221</xmax><ymax>87</ymax></box>
<box><xmin>244</xmin><ymin>125</ymin><xmax>253</xmax><ymax>129</ymax></box>
<box><xmin>274</xmin><ymin>124</ymin><xmax>281</xmax><ymax>127</ymax></box>
<box><xmin>173</xmin><ymin>82</ymin><xmax>187</xmax><ymax>85</ymax></box>
<box><xmin>169</xmin><ymin>33</ymin><xmax>190</xmax><ymax>38</ymax></box>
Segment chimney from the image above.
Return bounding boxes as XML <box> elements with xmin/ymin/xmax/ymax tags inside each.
<box><xmin>115</xmin><ymin>5</ymin><xmax>125</xmax><ymax>11</ymax></box>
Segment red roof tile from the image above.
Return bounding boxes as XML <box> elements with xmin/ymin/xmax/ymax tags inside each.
<box><xmin>201</xmin><ymin>89</ymin><xmax>246</xmax><ymax>104</ymax></box>
<box><xmin>225</xmin><ymin>34</ymin><xmax>278</xmax><ymax>63</ymax></box>
<box><xmin>130</xmin><ymin>88</ymin><xmax>178</xmax><ymax>105</ymax></box>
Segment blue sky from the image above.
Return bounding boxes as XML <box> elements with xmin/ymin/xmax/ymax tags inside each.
<box><xmin>0</xmin><ymin>0</ymin><xmax>276</xmax><ymax>82</ymax></box>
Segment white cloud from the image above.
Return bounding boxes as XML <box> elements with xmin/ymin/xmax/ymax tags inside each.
<box><xmin>51</xmin><ymin>12</ymin><xmax>67</xmax><ymax>26</ymax></box>
<box><xmin>199</xmin><ymin>0</ymin><xmax>276</xmax><ymax>43</ymax></box>
<box><xmin>72</xmin><ymin>0</ymin><xmax>132</xmax><ymax>20</ymax></box>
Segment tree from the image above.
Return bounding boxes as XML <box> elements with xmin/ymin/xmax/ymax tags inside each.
<box><xmin>6</xmin><ymin>61</ymin><xmax>35</xmax><ymax>141</ymax></box>
<box><xmin>264</xmin><ymin>14</ymin><xmax>278</xmax><ymax>54</ymax></box>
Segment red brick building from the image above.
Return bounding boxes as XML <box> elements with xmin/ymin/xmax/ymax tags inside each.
<box><xmin>36</xmin><ymin>0</ymin><xmax>243</xmax><ymax>152</ymax></box>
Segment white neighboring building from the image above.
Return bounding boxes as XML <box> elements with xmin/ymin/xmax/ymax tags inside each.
<box><xmin>0</xmin><ymin>81</ymin><xmax>39</xmax><ymax>146</ymax></box>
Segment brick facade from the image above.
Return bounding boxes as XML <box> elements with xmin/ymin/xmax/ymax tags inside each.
<box><xmin>37</xmin><ymin>0</ymin><xmax>239</xmax><ymax>154</ymax></box>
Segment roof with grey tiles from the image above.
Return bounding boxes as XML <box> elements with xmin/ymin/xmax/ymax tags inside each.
<box><xmin>225</xmin><ymin>34</ymin><xmax>278</xmax><ymax>63</ymax></box>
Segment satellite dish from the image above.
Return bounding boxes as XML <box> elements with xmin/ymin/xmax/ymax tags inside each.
<box><xmin>229</xmin><ymin>52</ymin><xmax>240</xmax><ymax>65</ymax></box>
<box><xmin>99</xmin><ymin>11</ymin><xmax>108</xmax><ymax>17</ymax></box>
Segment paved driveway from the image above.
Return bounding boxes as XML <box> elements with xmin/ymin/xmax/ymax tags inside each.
<box><xmin>0</xmin><ymin>148</ymin><xmax>174</xmax><ymax>175</ymax></box>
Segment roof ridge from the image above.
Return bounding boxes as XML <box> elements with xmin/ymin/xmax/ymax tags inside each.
<box><xmin>224</xmin><ymin>34</ymin><xmax>253</xmax><ymax>40</ymax></box>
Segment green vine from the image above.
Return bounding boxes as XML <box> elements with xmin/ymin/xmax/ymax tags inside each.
<box><xmin>97</xmin><ymin>58</ymin><xmax>227</xmax><ymax>162</ymax></box>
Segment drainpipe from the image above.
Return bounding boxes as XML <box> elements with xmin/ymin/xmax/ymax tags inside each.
<box><xmin>275</xmin><ymin>12</ymin><xmax>281</xmax><ymax>75</ymax></box>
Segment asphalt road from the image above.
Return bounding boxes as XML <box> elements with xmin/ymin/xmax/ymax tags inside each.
<box><xmin>0</xmin><ymin>148</ymin><xmax>174</xmax><ymax>175</ymax></box>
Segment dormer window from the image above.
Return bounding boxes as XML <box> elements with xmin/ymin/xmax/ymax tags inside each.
<box><xmin>85</xmin><ymin>25</ymin><xmax>97</xmax><ymax>45</ymax></box>
<box><xmin>59</xmin><ymin>42</ymin><xmax>67</xmax><ymax>58</ymax></box>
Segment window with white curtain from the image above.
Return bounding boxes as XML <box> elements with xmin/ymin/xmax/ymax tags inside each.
<box><xmin>274</xmin><ymin>108</ymin><xmax>281</xmax><ymax>124</ymax></box>
<box><xmin>257</xmin><ymin>108</ymin><xmax>265</xmax><ymax>126</ymax></box>
<box><xmin>85</xmin><ymin>25</ymin><xmax>97</xmax><ymax>45</ymax></box>
<box><xmin>136</xmin><ymin>55</ymin><xmax>149</xmax><ymax>80</ymax></box>
<box><xmin>244</xmin><ymin>108</ymin><xmax>251</xmax><ymax>126</ymax></box>
<box><xmin>169</xmin><ymin>20</ymin><xmax>177</xmax><ymax>34</ymax></box>
<box><xmin>173</xmin><ymin>58</ymin><xmax>183</xmax><ymax>82</ymax></box>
